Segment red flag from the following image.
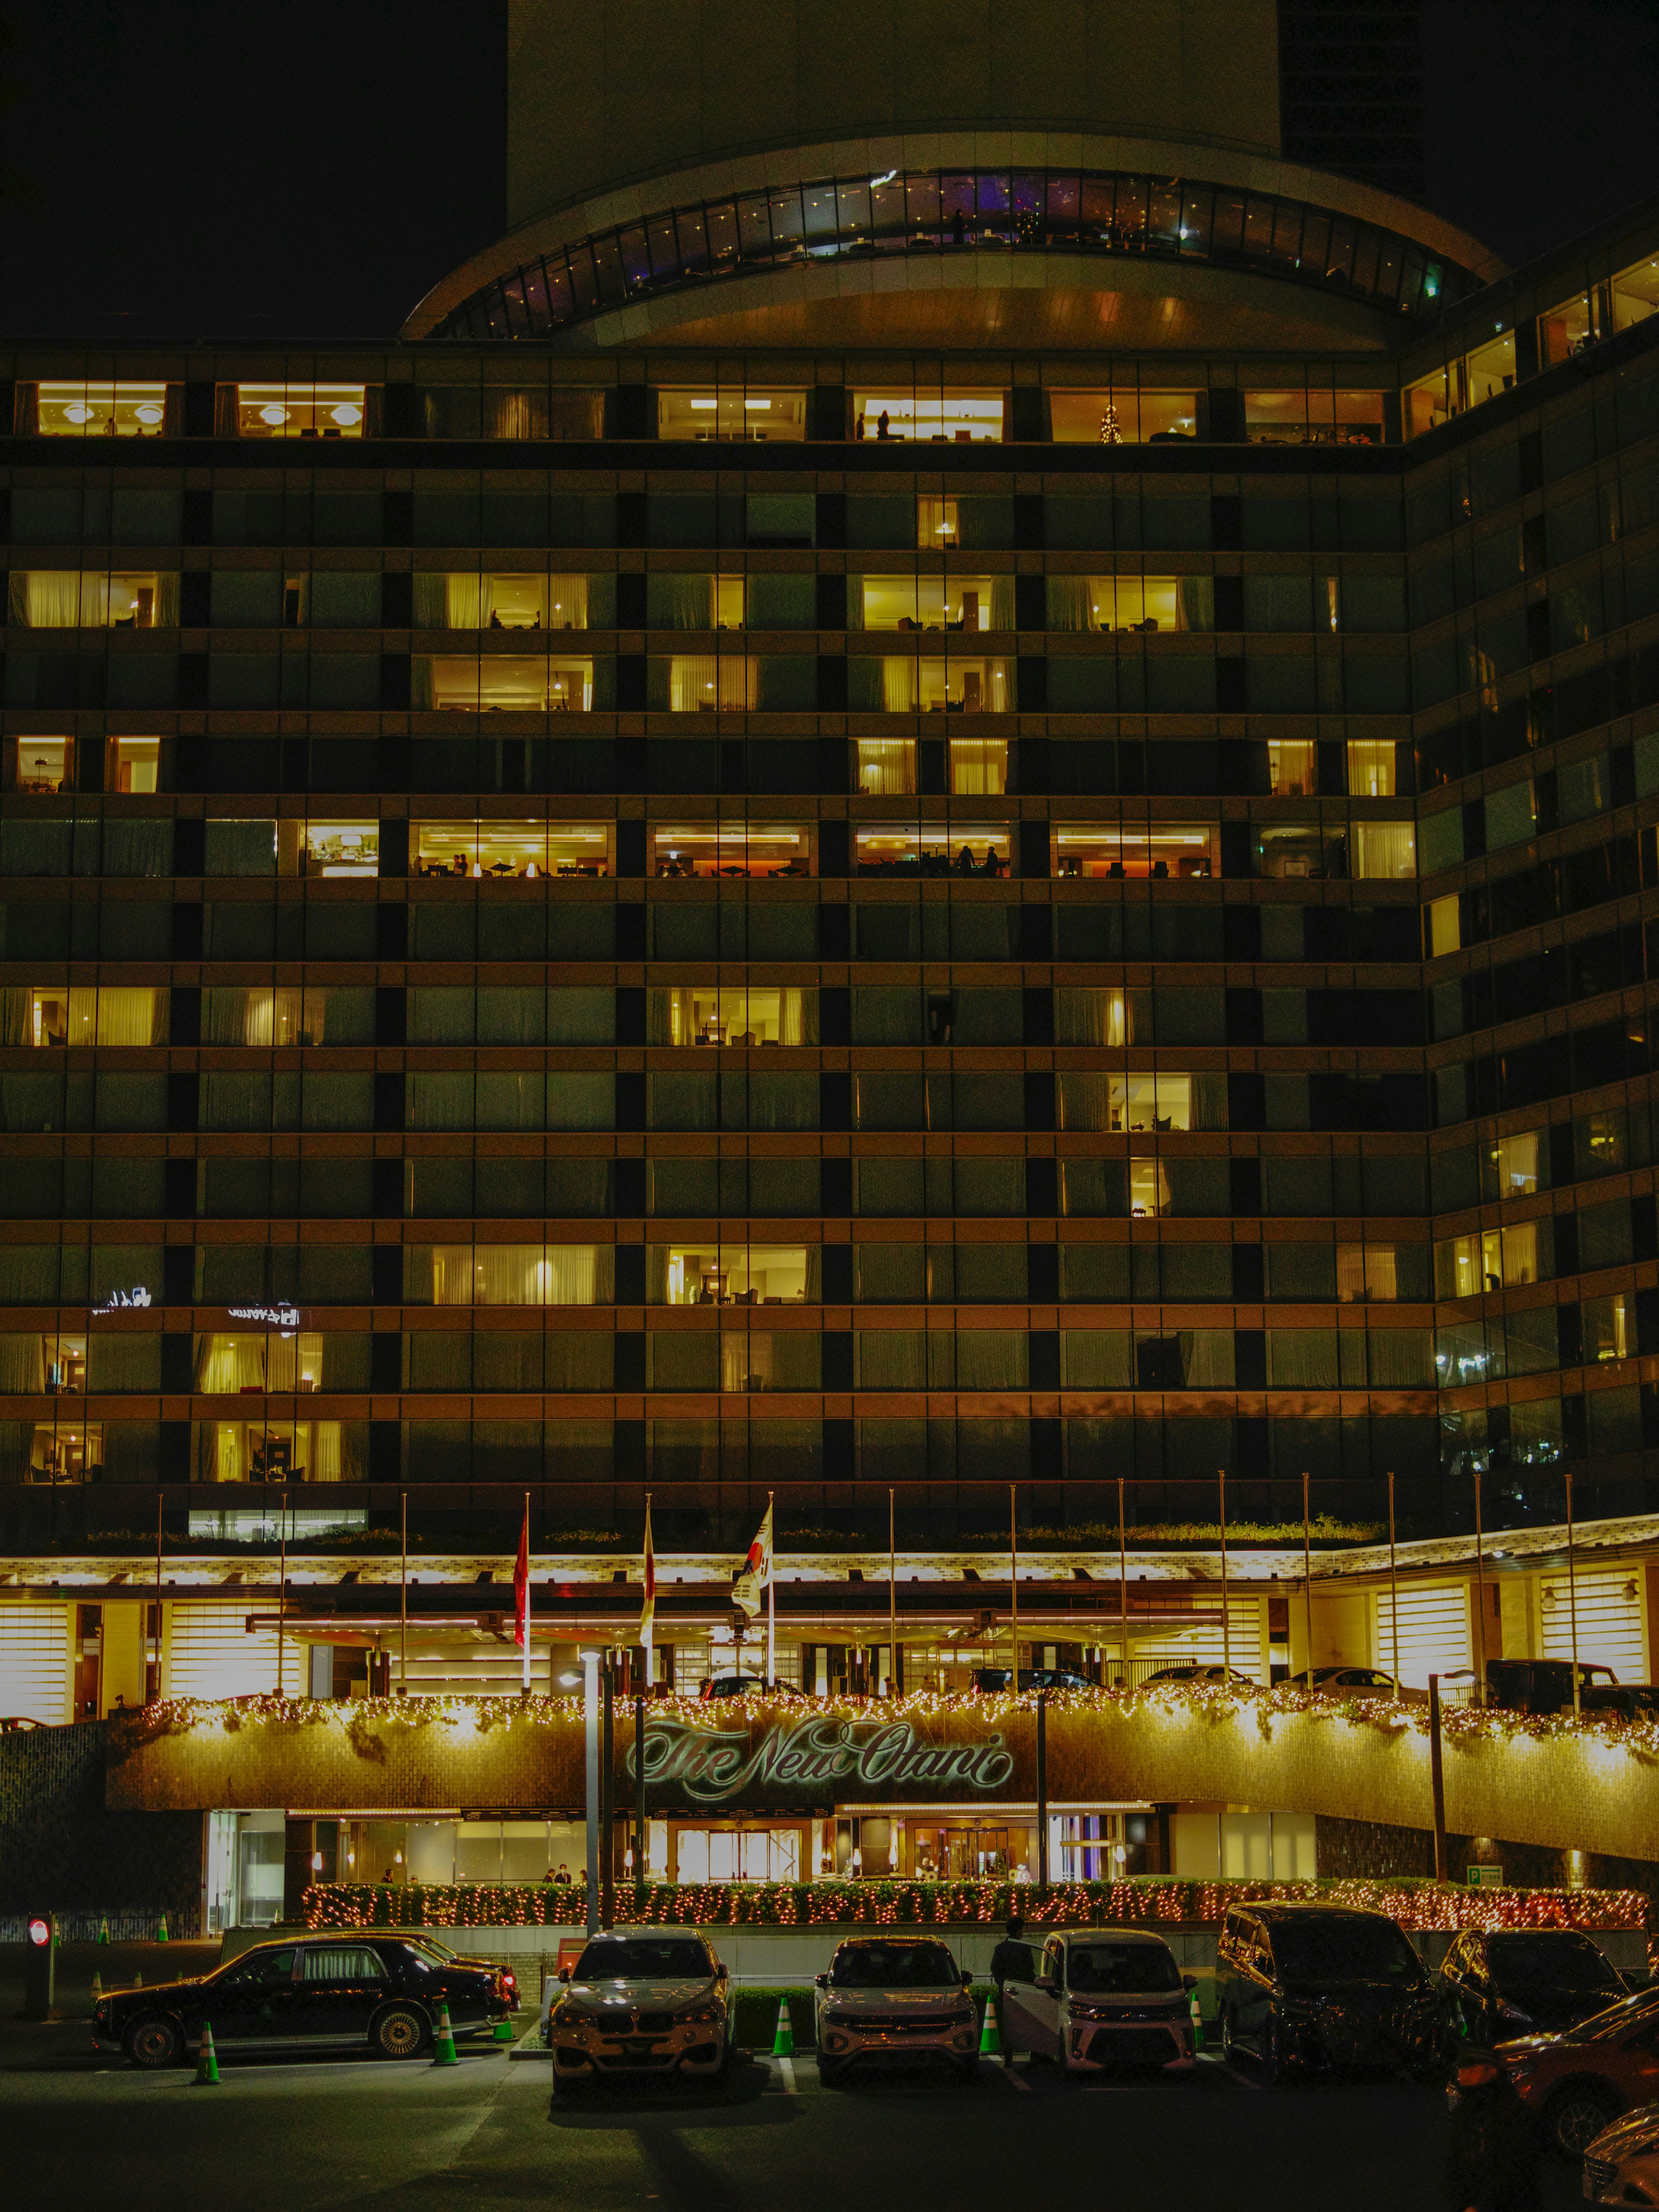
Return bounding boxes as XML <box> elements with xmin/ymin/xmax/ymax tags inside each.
<box><xmin>732</xmin><ymin>1500</ymin><xmax>773</xmax><ymax>1619</ymax></box>
<box><xmin>513</xmin><ymin>1499</ymin><xmax>530</xmax><ymax>1651</ymax></box>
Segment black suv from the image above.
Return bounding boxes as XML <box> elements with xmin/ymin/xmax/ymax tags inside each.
<box><xmin>1440</xmin><ymin>1928</ymin><xmax>1629</xmax><ymax>2042</ymax></box>
<box><xmin>93</xmin><ymin>1933</ymin><xmax>517</xmax><ymax>2069</ymax></box>
<box><xmin>1215</xmin><ymin>1904</ymin><xmax>1442</xmax><ymax>2083</ymax></box>
<box><xmin>971</xmin><ymin>1666</ymin><xmax>1095</xmax><ymax>1692</ymax></box>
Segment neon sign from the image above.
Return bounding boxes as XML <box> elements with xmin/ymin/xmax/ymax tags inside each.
<box><xmin>627</xmin><ymin>1715</ymin><xmax>1016</xmax><ymax>1809</ymax></box>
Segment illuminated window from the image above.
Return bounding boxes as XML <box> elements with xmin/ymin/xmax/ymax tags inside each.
<box><xmin>200</xmin><ymin>1419</ymin><xmax>346</xmax><ymax>1480</ymax></box>
<box><xmin>1433</xmin><ymin>1223</ymin><xmax>1541</xmax><ymax>1298</ymax></box>
<box><xmin>1046</xmin><ymin>576</ymin><xmax>1204</xmax><ymax>633</ymax></box>
<box><xmin>1268</xmin><ymin>740</ymin><xmax>1316</xmax><ymax>796</ymax></box>
<box><xmin>424</xmin><ymin>1246</ymin><xmax>608</xmax><ymax>1306</ymax></box>
<box><xmin>1427</xmin><ymin>895</ymin><xmax>1460</xmax><ymax>957</ymax></box>
<box><xmin>1243</xmin><ymin>390</ymin><xmax>1384</xmax><ymax>446</ymax></box>
<box><xmin>1611</xmin><ymin>255</ymin><xmax>1659</xmax><ymax>334</ymax></box>
<box><xmin>649</xmin><ymin>988</ymin><xmax>814</xmax><ymax>1046</ymax></box>
<box><xmin>1048</xmin><ymin>390</ymin><xmax>1200</xmax><ymax>443</ymax></box>
<box><xmin>854</xmin><ymin>824</ymin><xmax>1010</xmax><ymax>876</ymax></box>
<box><xmin>1346</xmin><ymin>740</ymin><xmax>1396</xmax><ymax>796</ymax></box>
<box><xmin>1464</xmin><ymin>331</ymin><xmax>1516</xmax><ymax>407</ymax></box>
<box><xmin>916</xmin><ymin>497</ymin><xmax>958</xmax><ymax>546</ymax></box>
<box><xmin>855</xmin><ymin>655</ymin><xmax>1011</xmax><ymax>713</ymax></box>
<box><xmin>412</xmin><ymin>819</ymin><xmax>612</xmax><ymax>879</ymax></box>
<box><xmin>412</xmin><ymin>573</ymin><xmax>592</xmax><ymax>630</ymax></box>
<box><xmin>1484</xmin><ymin>1130</ymin><xmax>1541</xmax><ymax>1199</ymax></box>
<box><xmin>1050</xmin><ymin>822</ymin><xmax>1216</xmax><ymax>880</ymax></box>
<box><xmin>1128</xmin><ymin>1160</ymin><xmax>1171</xmax><ymax>1218</ymax></box>
<box><xmin>855</xmin><ymin>739</ymin><xmax>915</xmax><ymax>795</ymax></box>
<box><xmin>27</xmin><ymin>987</ymin><xmax>167</xmax><ymax>1048</ymax></box>
<box><xmin>1404</xmin><ymin>366</ymin><xmax>1456</xmax><ymax>439</ymax></box>
<box><xmin>656</xmin><ymin>388</ymin><xmax>807</xmax><ymax>441</ymax></box>
<box><xmin>656</xmin><ymin>1245</ymin><xmax>810</xmax><ymax>1306</ymax></box>
<box><xmin>108</xmin><ymin>737</ymin><xmax>160</xmax><ymax>794</ymax></box>
<box><xmin>8</xmin><ymin>571</ymin><xmax>177</xmax><ymax>627</ymax></box>
<box><xmin>194</xmin><ymin>1332</ymin><xmax>325</xmax><ymax>1393</ymax></box>
<box><xmin>649</xmin><ymin>823</ymin><xmax>811</xmax><ymax>879</ymax></box>
<box><xmin>857</xmin><ymin>575</ymin><xmax>1007</xmax><ymax>631</ymax></box>
<box><xmin>234</xmin><ymin>383</ymin><xmax>369</xmax><ymax>439</ymax></box>
<box><xmin>853</xmin><ymin>389</ymin><xmax>1004</xmax><ymax>443</ymax></box>
<box><xmin>26</xmin><ymin>382</ymin><xmax>171</xmax><ymax>437</ymax></box>
<box><xmin>304</xmin><ymin>821</ymin><xmax>378</xmax><ymax>877</ymax></box>
<box><xmin>12</xmin><ymin>737</ymin><xmax>71</xmax><ymax>793</ymax></box>
<box><xmin>663</xmin><ymin>655</ymin><xmax>756</xmax><ymax>711</ymax></box>
<box><xmin>950</xmin><ymin>737</ymin><xmax>1007</xmax><ymax>795</ymax></box>
<box><xmin>1580</xmin><ymin>1293</ymin><xmax>1632</xmax><ymax>1363</ymax></box>
<box><xmin>416</xmin><ymin>657</ymin><xmax>593</xmax><ymax>710</ymax></box>
<box><xmin>29</xmin><ymin>1422</ymin><xmax>102</xmax><ymax>1482</ymax></box>
<box><xmin>1335</xmin><ymin>1246</ymin><xmax>1401</xmax><ymax>1302</ymax></box>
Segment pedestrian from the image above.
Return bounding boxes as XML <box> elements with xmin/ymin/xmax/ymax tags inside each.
<box><xmin>1444</xmin><ymin>2053</ymin><xmax>1543</xmax><ymax>2212</ymax></box>
<box><xmin>988</xmin><ymin>1916</ymin><xmax>1033</xmax><ymax>2069</ymax></box>
<box><xmin>553</xmin><ymin>1861</ymin><xmax>572</xmax><ymax>1885</ymax></box>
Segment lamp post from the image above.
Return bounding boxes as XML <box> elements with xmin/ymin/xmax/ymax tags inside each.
<box><xmin>1566</xmin><ymin>1468</ymin><xmax>1581</xmax><ymax>1719</ymax></box>
<box><xmin>1217</xmin><ymin>1468</ymin><xmax>1230</xmax><ymax>1680</ymax></box>
<box><xmin>1427</xmin><ymin>1673</ymin><xmax>1448</xmax><ymax>1882</ymax></box>
<box><xmin>582</xmin><ymin>1647</ymin><xmax>601</xmax><ymax>1936</ymax></box>
<box><xmin>1300</xmin><ymin>1471</ymin><xmax>1315</xmax><ymax>1677</ymax></box>
<box><xmin>1387</xmin><ymin>1470</ymin><xmax>1402</xmax><ymax>1690</ymax></box>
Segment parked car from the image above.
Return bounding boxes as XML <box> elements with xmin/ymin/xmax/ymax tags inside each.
<box><xmin>1440</xmin><ymin>1928</ymin><xmax>1629</xmax><ymax>2043</ymax></box>
<box><xmin>1141</xmin><ymin>1663</ymin><xmax>1254</xmax><ymax>1687</ymax></box>
<box><xmin>1215</xmin><ymin>1904</ymin><xmax>1443</xmax><ymax>2083</ymax></box>
<box><xmin>1497</xmin><ymin>1990</ymin><xmax>1659</xmax><ymax>2156</ymax></box>
<box><xmin>93</xmin><ymin>1933</ymin><xmax>517</xmax><ymax>2069</ymax></box>
<box><xmin>697</xmin><ymin>1675</ymin><xmax>807</xmax><ymax>1700</ymax></box>
<box><xmin>813</xmin><ymin>1936</ymin><xmax>979</xmax><ymax>2084</ymax></box>
<box><xmin>1485</xmin><ymin>1658</ymin><xmax>1621</xmax><ymax>1715</ymax></box>
<box><xmin>1583</xmin><ymin>2103</ymin><xmax>1659</xmax><ymax>2202</ymax></box>
<box><xmin>543</xmin><ymin>1928</ymin><xmax>730</xmax><ymax>2088</ymax></box>
<box><xmin>1584</xmin><ymin>1683</ymin><xmax>1659</xmax><ymax>1721</ymax></box>
<box><xmin>0</xmin><ymin>1716</ymin><xmax>44</xmax><ymax>1732</ymax></box>
<box><xmin>970</xmin><ymin>1667</ymin><xmax>1095</xmax><ymax>1693</ymax></box>
<box><xmin>1289</xmin><ymin>1665</ymin><xmax>1402</xmax><ymax>1697</ymax></box>
<box><xmin>1001</xmin><ymin>1928</ymin><xmax>1197</xmax><ymax>2075</ymax></box>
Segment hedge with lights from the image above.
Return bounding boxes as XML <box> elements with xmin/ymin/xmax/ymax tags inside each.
<box><xmin>302</xmin><ymin>1876</ymin><xmax>1647</xmax><ymax>1934</ymax></box>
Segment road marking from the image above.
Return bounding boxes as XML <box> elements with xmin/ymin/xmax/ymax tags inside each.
<box><xmin>999</xmin><ymin>2063</ymin><xmax>1031</xmax><ymax>2091</ymax></box>
<box><xmin>1209</xmin><ymin>2056</ymin><xmax>1262</xmax><ymax>2091</ymax></box>
<box><xmin>775</xmin><ymin>2055</ymin><xmax>798</xmax><ymax>2095</ymax></box>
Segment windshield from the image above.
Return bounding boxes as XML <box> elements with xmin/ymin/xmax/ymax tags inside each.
<box><xmin>1576</xmin><ymin>1993</ymin><xmax>1659</xmax><ymax>2042</ymax></box>
<box><xmin>573</xmin><ymin>1939</ymin><xmax>712</xmax><ymax>1981</ymax></box>
<box><xmin>831</xmin><ymin>1942</ymin><xmax>960</xmax><ymax>1989</ymax></box>
<box><xmin>1270</xmin><ymin>1918</ymin><xmax>1421</xmax><ymax>1986</ymax></box>
<box><xmin>1068</xmin><ymin>1943</ymin><xmax>1182</xmax><ymax>1994</ymax></box>
<box><xmin>1487</xmin><ymin>1934</ymin><xmax>1621</xmax><ymax>1993</ymax></box>
<box><xmin>404</xmin><ymin>1938</ymin><xmax>456</xmax><ymax>1964</ymax></box>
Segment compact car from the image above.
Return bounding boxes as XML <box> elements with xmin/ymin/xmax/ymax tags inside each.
<box><xmin>970</xmin><ymin>1666</ymin><xmax>1095</xmax><ymax>1692</ymax></box>
<box><xmin>1215</xmin><ymin>1904</ymin><xmax>1443</xmax><ymax>2082</ymax></box>
<box><xmin>697</xmin><ymin>1675</ymin><xmax>807</xmax><ymax>1700</ymax></box>
<box><xmin>1140</xmin><ymin>1663</ymin><xmax>1254</xmax><ymax>1687</ymax></box>
<box><xmin>1497</xmin><ymin>1991</ymin><xmax>1659</xmax><ymax>2156</ymax></box>
<box><xmin>1583</xmin><ymin>2103</ymin><xmax>1659</xmax><ymax>2202</ymax></box>
<box><xmin>1439</xmin><ymin>1927</ymin><xmax>1628</xmax><ymax>2043</ymax></box>
<box><xmin>93</xmin><ymin>1933</ymin><xmax>517</xmax><ymax>2068</ymax></box>
<box><xmin>1289</xmin><ymin>1665</ymin><xmax>1401</xmax><ymax>1697</ymax></box>
<box><xmin>543</xmin><ymin>1927</ymin><xmax>731</xmax><ymax>2087</ymax></box>
<box><xmin>813</xmin><ymin>1935</ymin><xmax>980</xmax><ymax>2083</ymax></box>
<box><xmin>1000</xmin><ymin>1928</ymin><xmax>1197</xmax><ymax>2075</ymax></box>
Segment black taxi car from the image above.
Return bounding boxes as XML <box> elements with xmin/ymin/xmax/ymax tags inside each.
<box><xmin>93</xmin><ymin>1932</ymin><xmax>518</xmax><ymax>2068</ymax></box>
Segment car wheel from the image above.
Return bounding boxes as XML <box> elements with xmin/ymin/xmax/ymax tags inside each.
<box><xmin>127</xmin><ymin>2015</ymin><xmax>183</xmax><ymax>2070</ymax></box>
<box><xmin>1545</xmin><ymin>2082</ymin><xmax>1621</xmax><ymax>2159</ymax></box>
<box><xmin>1256</xmin><ymin>2018</ymin><xmax>1284</xmax><ymax>2088</ymax></box>
<box><xmin>373</xmin><ymin>2005</ymin><xmax>430</xmax><ymax>2061</ymax></box>
<box><xmin>817</xmin><ymin>2058</ymin><xmax>843</xmax><ymax>2086</ymax></box>
<box><xmin>1219</xmin><ymin>2009</ymin><xmax>1236</xmax><ymax>2062</ymax></box>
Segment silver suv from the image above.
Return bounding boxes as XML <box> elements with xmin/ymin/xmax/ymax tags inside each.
<box><xmin>543</xmin><ymin>1928</ymin><xmax>730</xmax><ymax>2088</ymax></box>
<box><xmin>814</xmin><ymin>1936</ymin><xmax>980</xmax><ymax>2084</ymax></box>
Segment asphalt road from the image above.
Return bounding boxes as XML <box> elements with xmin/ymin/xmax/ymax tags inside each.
<box><xmin>0</xmin><ymin>1946</ymin><xmax>1583</xmax><ymax>2212</ymax></box>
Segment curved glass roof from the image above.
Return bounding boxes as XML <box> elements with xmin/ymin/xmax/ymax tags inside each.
<box><xmin>430</xmin><ymin>164</ymin><xmax>1484</xmax><ymax>342</ymax></box>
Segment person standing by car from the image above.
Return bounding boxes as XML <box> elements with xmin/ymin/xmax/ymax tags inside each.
<box><xmin>989</xmin><ymin>1917</ymin><xmax>1032</xmax><ymax>2068</ymax></box>
<box><xmin>1445</xmin><ymin>2054</ymin><xmax>1543</xmax><ymax>2212</ymax></box>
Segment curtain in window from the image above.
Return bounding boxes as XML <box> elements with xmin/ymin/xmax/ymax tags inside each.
<box><xmin>988</xmin><ymin>575</ymin><xmax>1017</xmax><ymax>629</ymax></box>
<box><xmin>407</xmin><ymin>988</ymin><xmax>474</xmax><ymax>1043</ymax></box>
<box><xmin>406</xmin><ymin>1073</ymin><xmax>472</xmax><ymax>1130</ymax></box>
<box><xmin>1060</xmin><ymin>1332</ymin><xmax>1134</xmax><ymax>1387</ymax></box>
<box><xmin>545</xmin><ymin>1074</ymin><xmax>613</xmax><ymax>1130</ymax></box>
<box><xmin>852</xmin><ymin>1246</ymin><xmax>926</xmax><ymax>1301</ymax></box>
<box><xmin>474</xmin><ymin>1073</ymin><xmax>545</xmax><ymax>1130</ymax></box>
<box><xmin>1192</xmin><ymin>1074</ymin><xmax>1230</xmax><ymax>1130</ymax></box>
<box><xmin>101</xmin><ymin>819</ymin><xmax>174</xmax><ymax>877</ymax></box>
<box><xmin>955</xmin><ymin>1330</ymin><xmax>1028</xmax><ymax>1389</ymax></box>
<box><xmin>410</xmin><ymin>658</ymin><xmax>435</xmax><ymax>707</ymax></box>
<box><xmin>648</xmin><ymin>1073</ymin><xmax>718</xmax><ymax>1129</ymax></box>
<box><xmin>649</xmin><ymin>575</ymin><xmax>715</xmax><ymax>629</ymax></box>
<box><xmin>204</xmin><ymin>820</ymin><xmax>276</xmax><ymax>877</ymax></box>
<box><xmin>410</xmin><ymin>573</ymin><xmax>448</xmax><ymax>627</ymax></box>
<box><xmin>0</xmin><ymin>821</ymin><xmax>71</xmax><ymax>875</ymax></box>
<box><xmin>0</xmin><ymin>1335</ymin><xmax>45</xmax><ymax>1392</ymax></box>
<box><xmin>1367</xmin><ymin>1329</ymin><xmax>1433</xmax><ymax>1386</ymax></box>
<box><xmin>1176</xmin><ymin>578</ymin><xmax>1215</xmax><ymax>632</ymax></box>
<box><xmin>15</xmin><ymin>572</ymin><xmax>83</xmax><ymax>626</ymax></box>
<box><xmin>1265</xmin><ymin>1330</ymin><xmax>1340</xmax><ymax>1387</ymax></box>
<box><xmin>195</xmin><ymin>1335</ymin><xmax>267</xmax><ymax>1392</ymax></box>
<box><xmin>543</xmin><ymin>1247</ymin><xmax>604</xmax><ymax>1305</ymax></box>
<box><xmin>544</xmin><ymin>1332</ymin><xmax>612</xmax><ymax>1389</ymax></box>
<box><xmin>474</xmin><ymin>987</ymin><xmax>544</xmax><ymax>1044</ymax></box>
<box><xmin>856</xmin><ymin>1330</ymin><xmax>927</xmax><ymax>1388</ymax></box>
<box><xmin>855</xmin><ymin>739</ymin><xmax>915</xmax><ymax>793</ymax></box>
<box><xmin>669</xmin><ymin>654</ymin><xmax>716</xmax><ymax>709</ymax></box>
<box><xmin>1043</xmin><ymin>577</ymin><xmax>1090</xmax><ymax>631</ymax></box>
<box><xmin>307</xmin><ymin>1421</ymin><xmax>343</xmax><ymax>1479</ymax></box>
<box><xmin>200</xmin><ymin>1073</ymin><xmax>271</xmax><ymax>1129</ymax></box>
<box><xmin>0</xmin><ymin>991</ymin><xmax>28</xmax><ymax>1046</ymax></box>
<box><xmin>151</xmin><ymin>573</ymin><xmax>180</xmax><ymax>627</ymax></box>
<box><xmin>0</xmin><ymin>1249</ymin><xmax>57</xmax><ymax>1300</ymax></box>
<box><xmin>1056</xmin><ymin>1073</ymin><xmax>1112</xmax><ymax>1131</ymax></box>
<box><xmin>1054</xmin><ymin>988</ymin><xmax>1128</xmax><ymax>1045</ymax></box>
<box><xmin>1179</xmin><ymin>1331</ymin><xmax>1235</xmax><ymax>1386</ymax></box>
<box><xmin>470</xmin><ymin>1248</ymin><xmax>541</xmax><ymax>1305</ymax></box>
<box><xmin>881</xmin><ymin>658</ymin><xmax>918</xmax><ymax>711</ymax></box>
<box><xmin>1354</xmin><ymin>823</ymin><xmax>1417</xmax><ymax>879</ymax></box>
<box><xmin>444</xmin><ymin>574</ymin><xmax>485</xmax><ymax>629</ymax></box>
<box><xmin>88</xmin><ymin>988</ymin><xmax>166</xmax><ymax>1047</ymax></box>
<box><xmin>949</xmin><ymin>737</ymin><xmax>1006</xmax><ymax>794</ymax></box>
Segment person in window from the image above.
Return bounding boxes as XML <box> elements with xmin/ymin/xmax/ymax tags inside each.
<box><xmin>954</xmin><ymin>844</ymin><xmax>976</xmax><ymax>875</ymax></box>
<box><xmin>952</xmin><ymin>208</ymin><xmax>966</xmax><ymax>247</ymax></box>
<box><xmin>553</xmin><ymin>1862</ymin><xmax>572</xmax><ymax>1885</ymax></box>
<box><xmin>876</xmin><ymin>409</ymin><xmax>891</xmax><ymax>440</ymax></box>
<box><xmin>988</xmin><ymin>1916</ymin><xmax>1032</xmax><ymax>2068</ymax></box>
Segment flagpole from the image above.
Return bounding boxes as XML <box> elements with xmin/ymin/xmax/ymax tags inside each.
<box><xmin>766</xmin><ymin>1490</ymin><xmax>775</xmax><ymax>1685</ymax></box>
<box><xmin>641</xmin><ymin>1491</ymin><xmax>654</xmax><ymax>1685</ymax></box>
<box><xmin>521</xmin><ymin>1489</ymin><xmax>531</xmax><ymax>1692</ymax></box>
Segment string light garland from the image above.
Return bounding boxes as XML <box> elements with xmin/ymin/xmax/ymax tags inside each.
<box><xmin>300</xmin><ymin>1874</ymin><xmax>1645</xmax><ymax>1936</ymax></box>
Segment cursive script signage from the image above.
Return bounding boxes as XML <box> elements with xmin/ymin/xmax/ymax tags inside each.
<box><xmin>626</xmin><ymin>1715</ymin><xmax>1018</xmax><ymax>1811</ymax></box>
<box><xmin>227</xmin><ymin>1304</ymin><xmax>301</xmax><ymax>1330</ymax></box>
<box><xmin>99</xmin><ymin>1287</ymin><xmax>153</xmax><ymax>1310</ymax></box>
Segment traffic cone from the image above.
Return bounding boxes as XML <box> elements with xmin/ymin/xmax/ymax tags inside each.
<box><xmin>156</xmin><ymin>1915</ymin><xmax>169</xmax><ymax>1943</ymax></box>
<box><xmin>978</xmin><ymin>1994</ymin><xmax>1001</xmax><ymax>2057</ymax></box>
<box><xmin>771</xmin><ymin>1999</ymin><xmax>794</xmax><ymax>2057</ymax></box>
<box><xmin>1189</xmin><ymin>1991</ymin><xmax>1205</xmax><ymax>2052</ymax></box>
<box><xmin>97</xmin><ymin>1918</ymin><xmax>110</xmax><ymax>1945</ymax></box>
<box><xmin>433</xmin><ymin>1999</ymin><xmax>458</xmax><ymax>2065</ymax></box>
<box><xmin>493</xmin><ymin>2015</ymin><xmax>515</xmax><ymax>2043</ymax></box>
<box><xmin>195</xmin><ymin>2021</ymin><xmax>221</xmax><ymax>2085</ymax></box>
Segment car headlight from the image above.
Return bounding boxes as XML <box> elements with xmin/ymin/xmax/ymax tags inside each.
<box><xmin>678</xmin><ymin>2003</ymin><xmax>725</xmax><ymax>2025</ymax></box>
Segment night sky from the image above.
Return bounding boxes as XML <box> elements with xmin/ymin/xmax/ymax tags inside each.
<box><xmin>0</xmin><ymin>0</ymin><xmax>1656</xmax><ymax>341</ymax></box>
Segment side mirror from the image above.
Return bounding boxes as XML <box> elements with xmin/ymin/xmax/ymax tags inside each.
<box><xmin>1182</xmin><ymin>1974</ymin><xmax>1197</xmax><ymax>1992</ymax></box>
<box><xmin>557</xmin><ymin>1967</ymin><xmax>570</xmax><ymax>1983</ymax></box>
<box><xmin>714</xmin><ymin>1961</ymin><xmax>728</xmax><ymax>1981</ymax></box>
<box><xmin>815</xmin><ymin>1974</ymin><xmax>829</xmax><ymax>1989</ymax></box>
<box><xmin>961</xmin><ymin>1972</ymin><xmax>973</xmax><ymax>1988</ymax></box>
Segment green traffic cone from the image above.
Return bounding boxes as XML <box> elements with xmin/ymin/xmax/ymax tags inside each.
<box><xmin>156</xmin><ymin>1915</ymin><xmax>169</xmax><ymax>1943</ymax></box>
<box><xmin>97</xmin><ymin>1918</ymin><xmax>110</xmax><ymax>1946</ymax></box>
<box><xmin>493</xmin><ymin>2015</ymin><xmax>515</xmax><ymax>2043</ymax></box>
<box><xmin>771</xmin><ymin>1999</ymin><xmax>794</xmax><ymax>2058</ymax></box>
<box><xmin>978</xmin><ymin>1994</ymin><xmax>1001</xmax><ymax>2057</ymax></box>
<box><xmin>433</xmin><ymin>1999</ymin><xmax>458</xmax><ymax>2066</ymax></box>
<box><xmin>195</xmin><ymin>2021</ymin><xmax>221</xmax><ymax>2085</ymax></box>
<box><xmin>1189</xmin><ymin>1991</ymin><xmax>1205</xmax><ymax>2052</ymax></box>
